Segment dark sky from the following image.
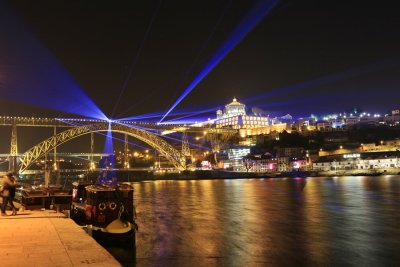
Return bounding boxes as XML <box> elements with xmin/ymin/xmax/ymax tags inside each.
<box><xmin>1</xmin><ymin>0</ymin><xmax>400</xmax><ymax>119</ymax></box>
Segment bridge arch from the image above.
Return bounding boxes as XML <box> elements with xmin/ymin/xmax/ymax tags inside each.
<box><xmin>19</xmin><ymin>122</ymin><xmax>186</xmax><ymax>173</ymax></box>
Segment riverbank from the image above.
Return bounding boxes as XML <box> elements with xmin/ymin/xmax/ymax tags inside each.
<box><xmin>0</xmin><ymin>210</ymin><xmax>121</xmax><ymax>267</ymax></box>
<box><xmin>109</xmin><ymin>168</ymin><xmax>400</xmax><ymax>182</ymax></box>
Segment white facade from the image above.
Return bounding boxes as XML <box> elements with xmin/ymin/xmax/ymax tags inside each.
<box><xmin>313</xmin><ymin>157</ymin><xmax>400</xmax><ymax>171</ymax></box>
<box><xmin>228</xmin><ymin>148</ymin><xmax>250</xmax><ymax>160</ymax></box>
<box><xmin>215</xmin><ymin>97</ymin><xmax>270</xmax><ymax>129</ymax></box>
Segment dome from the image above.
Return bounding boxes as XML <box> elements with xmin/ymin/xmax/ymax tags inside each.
<box><xmin>224</xmin><ymin>97</ymin><xmax>246</xmax><ymax>117</ymax></box>
<box><xmin>226</xmin><ymin>97</ymin><xmax>243</xmax><ymax>107</ymax></box>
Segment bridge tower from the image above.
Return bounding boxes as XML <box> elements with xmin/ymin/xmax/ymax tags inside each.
<box><xmin>89</xmin><ymin>132</ymin><xmax>95</xmax><ymax>171</ymax></box>
<box><xmin>181</xmin><ymin>131</ymin><xmax>192</xmax><ymax>166</ymax></box>
<box><xmin>53</xmin><ymin>127</ymin><xmax>61</xmax><ymax>186</ymax></box>
<box><xmin>124</xmin><ymin>134</ymin><xmax>130</xmax><ymax>169</ymax></box>
<box><xmin>181</xmin><ymin>131</ymin><xmax>191</xmax><ymax>157</ymax></box>
<box><xmin>44</xmin><ymin>152</ymin><xmax>51</xmax><ymax>187</ymax></box>
<box><xmin>8</xmin><ymin>122</ymin><xmax>18</xmax><ymax>174</ymax></box>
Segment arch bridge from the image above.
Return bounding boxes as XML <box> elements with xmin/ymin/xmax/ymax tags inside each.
<box><xmin>18</xmin><ymin>122</ymin><xmax>187</xmax><ymax>174</ymax></box>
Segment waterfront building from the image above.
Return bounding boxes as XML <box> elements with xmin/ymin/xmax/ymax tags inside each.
<box><xmin>289</xmin><ymin>157</ymin><xmax>309</xmax><ymax>170</ymax></box>
<box><xmin>276</xmin><ymin>147</ymin><xmax>309</xmax><ymax>171</ymax></box>
<box><xmin>226</xmin><ymin>146</ymin><xmax>251</xmax><ymax>171</ymax></box>
<box><xmin>242</xmin><ymin>156</ymin><xmax>278</xmax><ymax>172</ymax></box>
<box><xmin>277</xmin><ymin>156</ymin><xmax>289</xmax><ymax>171</ymax></box>
<box><xmin>313</xmin><ymin>151</ymin><xmax>400</xmax><ymax>171</ymax></box>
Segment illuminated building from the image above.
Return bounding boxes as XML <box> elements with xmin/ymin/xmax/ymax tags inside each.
<box><xmin>216</xmin><ymin>97</ymin><xmax>246</xmax><ymax>119</ymax></box>
<box><xmin>313</xmin><ymin>151</ymin><xmax>400</xmax><ymax>171</ymax></box>
<box><xmin>215</xmin><ymin>97</ymin><xmax>271</xmax><ymax>129</ymax></box>
<box><xmin>226</xmin><ymin>147</ymin><xmax>251</xmax><ymax>171</ymax></box>
<box><xmin>238</xmin><ymin>123</ymin><xmax>288</xmax><ymax>138</ymax></box>
<box><xmin>227</xmin><ymin>147</ymin><xmax>251</xmax><ymax>160</ymax></box>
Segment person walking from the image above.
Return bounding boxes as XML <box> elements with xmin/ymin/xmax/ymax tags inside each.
<box><xmin>1</xmin><ymin>172</ymin><xmax>17</xmax><ymax>216</ymax></box>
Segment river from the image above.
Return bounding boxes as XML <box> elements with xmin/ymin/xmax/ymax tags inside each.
<box><xmin>104</xmin><ymin>176</ymin><xmax>400</xmax><ymax>266</ymax></box>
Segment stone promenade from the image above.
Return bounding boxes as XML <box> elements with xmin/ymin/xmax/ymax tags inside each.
<box><xmin>0</xmin><ymin>210</ymin><xmax>121</xmax><ymax>267</ymax></box>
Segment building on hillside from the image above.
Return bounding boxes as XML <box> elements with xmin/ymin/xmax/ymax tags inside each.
<box><xmin>319</xmin><ymin>139</ymin><xmax>400</xmax><ymax>157</ymax></box>
<box><xmin>215</xmin><ymin>98</ymin><xmax>289</xmax><ymax>140</ymax></box>
<box><xmin>384</xmin><ymin>108</ymin><xmax>400</xmax><ymax>125</ymax></box>
<box><xmin>215</xmin><ymin>97</ymin><xmax>270</xmax><ymax>129</ymax></box>
<box><xmin>280</xmin><ymin>114</ymin><xmax>293</xmax><ymax>123</ymax></box>
<box><xmin>238</xmin><ymin>123</ymin><xmax>289</xmax><ymax>138</ymax></box>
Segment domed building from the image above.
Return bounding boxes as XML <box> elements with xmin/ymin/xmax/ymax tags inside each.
<box><xmin>222</xmin><ymin>97</ymin><xmax>246</xmax><ymax>118</ymax></box>
<box><xmin>215</xmin><ymin>97</ymin><xmax>269</xmax><ymax>130</ymax></box>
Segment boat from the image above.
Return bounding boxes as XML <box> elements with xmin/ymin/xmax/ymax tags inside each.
<box><xmin>70</xmin><ymin>179</ymin><xmax>138</xmax><ymax>241</ymax></box>
<box><xmin>16</xmin><ymin>184</ymin><xmax>72</xmax><ymax>211</ymax></box>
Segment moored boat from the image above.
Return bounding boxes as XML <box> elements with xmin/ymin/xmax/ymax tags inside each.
<box><xmin>16</xmin><ymin>184</ymin><xmax>72</xmax><ymax>210</ymax></box>
<box><xmin>70</xmin><ymin>180</ymin><xmax>138</xmax><ymax>240</ymax></box>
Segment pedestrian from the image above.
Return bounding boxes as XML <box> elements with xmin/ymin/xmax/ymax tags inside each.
<box><xmin>0</xmin><ymin>172</ymin><xmax>17</xmax><ymax>216</ymax></box>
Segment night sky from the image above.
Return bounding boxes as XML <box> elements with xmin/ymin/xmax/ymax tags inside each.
<box><xmin>1</xmin><ymin>0</ymin><xmax>400</xmax><ymax>119</ymax></box>
<box><xmin>0</xmin><ymin>0</ymin><xmax>400</xmax><ymax>133</ymax></box>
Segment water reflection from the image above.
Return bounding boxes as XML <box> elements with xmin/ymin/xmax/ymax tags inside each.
<box><xmin>113</xmin><ymin>176</ymin><xmax>400</xmax><ymax>266</ymax></box>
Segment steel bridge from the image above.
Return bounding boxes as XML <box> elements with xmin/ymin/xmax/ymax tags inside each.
<box><xmin>0</xmin><ymin>153</ymin><xmax>108</xmax><ymax>158</ymax></box>
<box><xmin>0</xmin><ymin>116</ymin><xmax>237</xmax><ymax>174</ymax></box>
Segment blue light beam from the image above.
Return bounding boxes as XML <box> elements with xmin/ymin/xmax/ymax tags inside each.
<box><xmin>0</xmin><ymin>3</ymin><xmax>107</xmax><ymax>120</ymax></box>
<box><xmin>97</xmin><ymin>122</ymin><xmax>117</xmax><ymax>184</ymax></box>
<box><xmin>159</xmin><ymin>0</ymin><xmax>279</xmax><ymax>122</ymax></box>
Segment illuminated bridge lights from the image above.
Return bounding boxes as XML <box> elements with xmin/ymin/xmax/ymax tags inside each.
<box><xmin>17</xmin><ymin>121</ymin><xmax>188</xmax><ymax>173</ymax></box>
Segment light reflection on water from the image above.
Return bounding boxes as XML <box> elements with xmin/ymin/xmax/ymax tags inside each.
<box><xmin>113</xmin><ymin>176</ymin><xmax>400</xmax><ymax>266</ymax></box>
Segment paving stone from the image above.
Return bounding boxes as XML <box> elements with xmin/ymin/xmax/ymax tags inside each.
<box><xmin>0</xmin><ymin>210</ymin><xmax>120</xmax><ymax>267</ymax></box>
